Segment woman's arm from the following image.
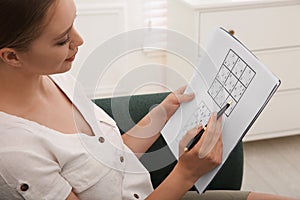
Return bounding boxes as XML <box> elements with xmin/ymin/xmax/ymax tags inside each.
<box><xmin>66</xmin><ymin>191</ymin><xmax>80</xmax><ymax>200</ymax></box>
<box><xmin>122</xmin><ymin>86</ymin><xmax>195</xmax><ymax>156</ymax></box>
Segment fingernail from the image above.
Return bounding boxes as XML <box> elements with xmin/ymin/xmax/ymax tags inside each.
<box><xmin>197</xmin><ymin>123</ymin><xmax>203</xmax><ymax>129</ymax></box>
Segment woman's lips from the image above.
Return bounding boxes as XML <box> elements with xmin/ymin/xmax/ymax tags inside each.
<box><xmin>65</xmin><ymin>53</ymin><xmax>77</xmax><ymax>62</ymax></box>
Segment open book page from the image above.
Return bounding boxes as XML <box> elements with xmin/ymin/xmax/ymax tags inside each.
<box><xmin>161</xmin><ymin>27</ymin><xmax>280</xmax><ymax>193</ymax></box>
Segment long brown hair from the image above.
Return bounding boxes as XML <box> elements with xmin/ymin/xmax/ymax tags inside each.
<box><xmin>0</xmin><ymin>0</ymin><xmax>57</xmax><ymax>51</ymax></box>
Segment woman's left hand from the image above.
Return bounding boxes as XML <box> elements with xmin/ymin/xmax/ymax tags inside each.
<box><xmin>123</xmin><ymin>86</ymin><xmax>194</xmax><ymax>155</ymax></box>
<box><xmin>160</xmin><ymin>86</ymin><xmax>195</xmax><ymax>121</ymax></box>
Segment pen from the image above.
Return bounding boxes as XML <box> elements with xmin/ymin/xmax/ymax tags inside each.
<box><xmin>184</xmin><ymin>101</ymin><xmax>232</xmax><ymax>152</ymax></box>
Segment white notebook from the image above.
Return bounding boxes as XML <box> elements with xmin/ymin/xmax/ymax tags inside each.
<box><xmin>161</xmin><ymin>27</ymin><xmax>280</xmax><ymax>193</ymax></box>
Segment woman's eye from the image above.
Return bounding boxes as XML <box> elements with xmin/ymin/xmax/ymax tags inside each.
<box><xmin>57</xmin><ymin>35</ymin><xmax>70</xmax><ymax>46</ymax></box>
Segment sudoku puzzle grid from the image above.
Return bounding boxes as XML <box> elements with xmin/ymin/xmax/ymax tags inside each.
<box><xmin>177</xmin><ymin>49</ymin><xmax>256</xmax><ymax>140</ymax></box>
<box><xmin>181</xmin><ymin>101</ymin><xmax>211</xmax><ymax>135</ymax></box>
<box><xmin>208</xmin><ymin>49</ymin><xmax>256</xmax><ymax>116</ymax></box>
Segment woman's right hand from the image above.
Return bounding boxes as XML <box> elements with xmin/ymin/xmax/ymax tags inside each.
<box><xmin>176</xmin><ymin>112</ymin><xmax>223</xmax><ymax>185</ymax></box>
<box><xmin>145</xmin><ymin>113</ymin><xmax>223</xmax><ymax>200</ymax></box>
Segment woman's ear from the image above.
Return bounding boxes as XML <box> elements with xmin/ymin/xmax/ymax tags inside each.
<box><xmin>0</xmin><ymin>48</ymin><xmax>22</xmax><ymax>67</ymax></box>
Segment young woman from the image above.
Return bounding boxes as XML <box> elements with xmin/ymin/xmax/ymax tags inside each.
<box><xmin>0</xmin><ymin>0</ymin><xmax>296</xmax><ymax>200</ymax></box>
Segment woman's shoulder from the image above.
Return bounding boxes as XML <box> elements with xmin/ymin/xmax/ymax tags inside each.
<box><xmin>0</xmin><ymin>112</ymin><xmax>41</xmax><ymax>148</ymax></box>
<box><xmin>0</xmin><ymin>111</ymin><xmax>31</xmax><ymax>133</ymax></box>
<box><xmin>0</xmin><ymin>111</ymin><xmax>67</xmax><ymax>151</ymax></box>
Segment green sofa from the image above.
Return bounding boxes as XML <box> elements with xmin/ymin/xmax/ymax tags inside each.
<box><xmin>93</xmin><ymin>92</ymin><xmax>244</xmax><ymax>191</ymax></box>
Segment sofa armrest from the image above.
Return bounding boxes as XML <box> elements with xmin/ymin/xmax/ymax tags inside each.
<box><xmin>93</xmin><ymin>92</ymin><xmax>243</xmax><ymax>190</ymax></box>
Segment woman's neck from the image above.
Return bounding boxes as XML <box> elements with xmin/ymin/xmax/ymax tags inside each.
<box><xmin>0</xmin><ymin>64</ymin><xmax>50</xmax><ymax>115</ymax></box>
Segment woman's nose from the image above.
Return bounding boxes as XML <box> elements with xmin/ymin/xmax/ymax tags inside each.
<box><xmin>69</xmin><ymin>28</ymin><xmax>84</xmax><ymax>50</ymax></box>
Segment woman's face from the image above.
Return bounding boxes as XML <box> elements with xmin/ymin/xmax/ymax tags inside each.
<box><xmin>18</xmin><ymin>0</ymin><xmax>84</xmax><ymax>75</ymax></box>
